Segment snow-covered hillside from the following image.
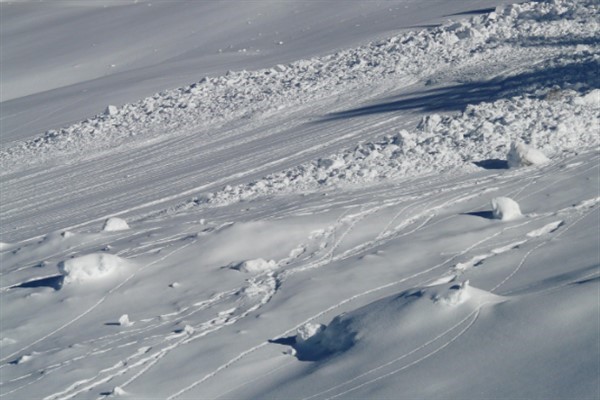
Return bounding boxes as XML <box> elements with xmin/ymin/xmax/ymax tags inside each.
<box><xmin>1</xmin><ymin>1</ymin><xmax>598</xmax><ymax>399</ymax></box>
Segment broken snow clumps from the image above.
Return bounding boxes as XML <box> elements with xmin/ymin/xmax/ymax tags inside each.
<box><xmin>492</xmin><ymin>197</ymin><xmax>522</xmax><ymax>221</ymax></box>
<box><xmin>182</xmin><ymin>89</ymin><xmax>598</xmax><ymax>209</ymax></box>
<box><xmin>58</xmin><ymin>253</ymin><xmax>129</xmax><ymax>283</ymax></box>
<box><xmin>2</xmin><ymin>0</ymin><xmax>597</xmax><ymax>173</ymax></box>
<box><xmin>507</xmin><ymin>141</ymin><xmax>550</xmax><ymax>168</ymax></box>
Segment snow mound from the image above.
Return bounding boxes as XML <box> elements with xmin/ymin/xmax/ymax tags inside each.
<box><xmin>292</xmin><ymin>319</ymin><xmax>356</xmax><ymax>361</ymax></box>
<box><xmin>284</xmin><ymin>281</ymin><xmax>501</xmax><ymax>361</ymax></box>
<box><xmin>58</xmin><ymin>253</ymin><xmax>128</xmax><ymax>284</ymax></box>
<box><xmin>492</xmin><ymin>197</ymin><xmax>522</xmax><ymax>221</ymax></box>
<box><xmin>507</xmin><ymin>141</ymin><xmax>550</xmax><ymax>168</ymax></box>
<box><xmin>102</xmin><ymin>217</ymin><xmax>130</xmax><ymax>232</ymax></box>
<box><xmin>230</xmin><ymin>258</ymin><xmax>277</xmax><ymax>274</ymax></box>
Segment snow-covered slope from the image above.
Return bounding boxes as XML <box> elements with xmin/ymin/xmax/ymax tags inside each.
<box><xmin>1</xmin><ymin>0</ymin><xmax>516</xmax><ymax>144</ymax></box>
<box><xmin>1</xmin><ymin>1</ymin><xmax>598</xmax><ymax>399</ymax></box>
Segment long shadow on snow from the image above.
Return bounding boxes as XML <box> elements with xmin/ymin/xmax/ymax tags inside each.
<box><xmin>318</xmin><ymin>58</ymin><xmax>599</xmax><ymax>122</ymax></box>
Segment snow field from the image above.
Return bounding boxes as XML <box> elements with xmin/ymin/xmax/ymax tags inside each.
<box><xmin>1</xmin><ymin>0</ymin><xmax>599</xmax><ymax>399</ymax></box>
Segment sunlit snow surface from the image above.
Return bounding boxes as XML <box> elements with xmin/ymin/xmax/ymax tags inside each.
<box><xmin>1</xmin><ymin>0</ymin><xmax>599</xmax><ymax>399</ymax></box>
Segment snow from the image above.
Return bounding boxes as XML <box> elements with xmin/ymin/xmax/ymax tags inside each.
<box><xmin>507</xmin><ymin>141</ymin><xmax>550</xmax><ymax>168</ymax></box>
<box><xmin>230</xmin><ymin>258</ymin><xmax>278</xmax><ymax>274</ymax></box>
<box><xmin>1</xmin><ymin>0</ymin><xmax>599</xmax><ymax>399</ymax></box>
<box><xmin>492</xmin><ymin>197</ymin><xmax>523</xmax><ymax>221</ymax></box>
<box><xmin>102</xmin><ymin>217</ymin><xmax>130</xmax><ymax>232</ymax></box>
<box><xmin>58</xmin><ymin>253</ymin><xmax>129</xmax><ymax>284</ymax></box>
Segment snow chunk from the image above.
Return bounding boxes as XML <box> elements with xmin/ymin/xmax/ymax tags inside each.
<box><xmin>102</xmin><ymin>217</ymin><xmax>130</xmax><ymax>232</ymax></box>
<box><xmin>58</xmin><ymin>253</ymin><xmax>128</xmax><ymax>283</ymax></box>
<box><xmin>104</xmin><ymin>105</ymin><xmax>119</xmax><ymax>116</ymax></box>
<box><xmin>507</xmin><ymin>141</ymin><xmax>549</xmax><ymax>168</ymax></box>
<box><xmin>118</xmin><ymin>314</ymin><xmax>134</xmax><ymax>327</ymax></box>
<box><xmin>230</xmin><ymin>258</ymin><xmax>277</xmax><ymax>273</ymax></box>
<box><xmin>492</xmin><ymin>197</ymin><xmax>522</xmax><ymax>221</ymax></box>
<box><xmin>291</xmin><ymin>317</ymin><xmax>356</xmax><ymax>361</ymax></box>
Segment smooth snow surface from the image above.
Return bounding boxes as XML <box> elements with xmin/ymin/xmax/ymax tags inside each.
<box><xmin>1</xmin><ymin>1</ymin><xmax>599</xmax><ymax>399</ymax></box>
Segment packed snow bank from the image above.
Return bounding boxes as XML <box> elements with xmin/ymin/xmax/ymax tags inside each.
<box><xmin>175</xmin><ymin>89</ymin><xmax>599</xmax><ymax>209</ymax></box>
<box><xmin>492</xmin><ymin>197</ymin><xmax>522</xmax><ymax>221</ymax></box>
<box><xmin>507</xmin><ymin>141</ymin><xmax>550</xmax><ymax>168</ymax></box>
<box><xmin>2</xmin><ymin>0</ymin><xmax>598</xmax><ymax>172</ymax></box>
<box><xmin>102</xmin><ymin>217</ymin><xmax>130</xmax><ymax>232</ymax></box>
<box><xmin>58</xmin><ymin>253</ymin><xmax>129</xmax><ymax>284</ymax></box>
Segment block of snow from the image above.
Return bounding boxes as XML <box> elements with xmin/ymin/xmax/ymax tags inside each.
<box><xmin>230</xmin><ymin>258</ymin><xmax>277</xmax><ymax>273</ymax></box>
<box><xmin>491</xmin><ymin>197</ymin><xmax>522</xmax><ymax>221</ymax></box>
<box><xmin>507</xmin><ymin>141</ymin><xmax>549</xmax><ymax>168</ymax></box>
<box><xmin>102</xmin><ymin>217</ymin><xmax>130</xmax><ymax>232</ymax></box>
<box><xmin>104</xmin><ymin>105</ymin><xmax>119</xmax><ymax>116</ymax></box>
<box><xmin>58</xmin><ymin>253</ymin><xmax>128</xmax><ymax>283</ymax></box>
<box><xmin>118</xmin><ymin>314</ymin><xmax>133</xmax><ymax>327</ymax></box>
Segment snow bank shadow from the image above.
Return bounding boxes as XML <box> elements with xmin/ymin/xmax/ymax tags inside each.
<box><xmin>445</xmin><ymin>7</ymin><xmax>496</xmax><ymax>17</ymax></box>
<box><xmin>11</xmin><ymin>275</ymin><xmax>64</xmax><ymax>291</ymax></box>
<box><xmin>320</xmin><ymin>58</ymin><xmax>599</xmax><ymax>120</ymax></box>
<box><xmin>473</xmin><ymin>159</ymin><xmax>509</xmax><ymax>170</ymax></box>
<box><xmin>463</xmin><ymin>211</ymin><xmax>495</xmax><ymax>220</ymax></box>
